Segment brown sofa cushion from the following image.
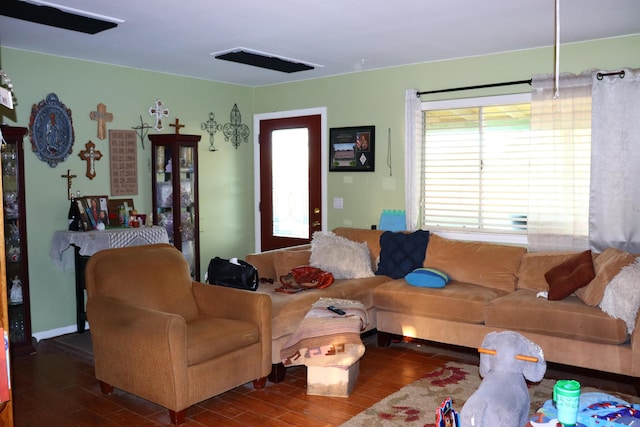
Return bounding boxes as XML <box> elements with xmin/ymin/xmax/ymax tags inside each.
<box><xmin>333</xmin><ymin>227</ymin><xmax>384</xmax><ymax>268</ymax></box>
<box><xmin>374</xmin><ymin>279</ymin><xmax>507</xmax><ymax>324</ymax></box>
<box><xmin>424</xmin><ymin>234</ymin><xmax>526</xmax><ymax>292</ymax></box>
<box><xmin>546</xmin><ymin>250</ymin><xmax>595</xmax><ymax>300</ymax></box>
<box><xmin>516</xmin><ymin>251</ymin><xmax>584</xmax><ymax>292</ymax></box>
<box><xmin>575</xmin><ymin>248</ymin><xmax>637</xmax><ymax>306</ymax></box>
<box><xmin>274</xmin><ymin>250</ymin><xmax>311</xmax><ymax>279</ymax></box>
<box><xmin>484</xmin><ymin>290</ymin><xmax>628</xmax><ymax>345</ymax></box>
<box><xmin>257</xmin><ymin>276</ymin><xmax>389</xmax><ymax>340</ymax></box>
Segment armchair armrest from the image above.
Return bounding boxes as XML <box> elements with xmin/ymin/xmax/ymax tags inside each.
<box><xmin>192</xmin><ymin>281</ymin><xmax>271</xmax><ymax>324</ymax></box>
<box><xmin>87</xmin><ymin>295</ymin><xmax>189</xmax><ymax>405</ymax></box>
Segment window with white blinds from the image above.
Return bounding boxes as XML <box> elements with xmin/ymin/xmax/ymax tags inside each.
<box><xmin>421</xmin><ymin>94</ymin><xmax>532</xmax><ymax>234</ymax></box>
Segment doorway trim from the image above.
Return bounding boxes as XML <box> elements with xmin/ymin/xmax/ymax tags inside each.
<box><xmin>253</xmin><ymin>107</ymin><xmax>328</xmax><ymax>252</ymax></box>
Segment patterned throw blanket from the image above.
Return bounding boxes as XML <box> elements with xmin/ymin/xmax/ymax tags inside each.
<box><xmin>280</xmin><ymin>298</ymin><xmax>368</xmax><ymax>369</ymax></box>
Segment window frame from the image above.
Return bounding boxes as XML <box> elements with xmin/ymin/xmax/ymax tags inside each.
<box><xmin>421</xmin><ymin>93</ymin><xmax>531</xmax><ymax>246</ymax></box>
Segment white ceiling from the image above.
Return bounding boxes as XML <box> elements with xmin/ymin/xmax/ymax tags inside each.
<box><xmin>1</xmin><ymin>0</ymin><xmax>639</xmax><ymax>87</ymax></box>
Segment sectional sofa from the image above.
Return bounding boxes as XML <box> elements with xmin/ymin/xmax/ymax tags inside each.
<box><xmin>245</xmin><ymin>227</ymin><xmax>640</xmax><ymax>388</ymax></box>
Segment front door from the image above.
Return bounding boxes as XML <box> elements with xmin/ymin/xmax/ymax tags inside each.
<box><xmin>258</xmin><ymin>114</ymin><xmax>323</xmax><ymax>251</ymax></box>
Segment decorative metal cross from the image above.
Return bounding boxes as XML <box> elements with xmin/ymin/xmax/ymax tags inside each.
<box><xmin>148</xmin><ymin>99</ymin><xmax>169</xmax><ymax>131</ymax></box>
<box><xmin>170</xmin><ymin>118</ymin><xmax>185</xmax><ymax>135</ymax></box>
<box><xmin>222</xmin><ymin>104</ymin><xmax>250</xmax><ymax>149</ymax></box>
<box><xmin>78</xmin><ymin>141</ymin><xmax>103</xmax><ymax>180</ymax></box>
<box><xmin>201</xmin><ymin>112</ymin><xmax>221</xmax><ymax>151</ymax></box>
<box><xmin>132</xmin><ymin>115</ymin><xmax>152</xmax><ymax>149</ymax></box>
<box><xmin>89</xmin><ymin>103</ymin><xmax>113</xmax><ymax>140</ymax></box>
<box><xmin>61</xmin><ymin>169</ymin><xmax>77</xmax><ymax>199</ymax></box>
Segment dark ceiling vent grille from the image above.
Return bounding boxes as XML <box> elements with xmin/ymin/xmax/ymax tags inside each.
<box><xmin>1</xmin><ymin>0</ymin><xmax>119</xmax><ymax>34</ymax></box>
<box><xmin>213</xmin><ymin>48</ymin><xmax>315</xmax><ymax>73</ymax></box>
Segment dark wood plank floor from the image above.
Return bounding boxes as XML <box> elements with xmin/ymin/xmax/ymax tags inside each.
<box><xmin>10</xmin><ymin>334</ymin><xmax>637</xmax><ymax>426</ymax></box>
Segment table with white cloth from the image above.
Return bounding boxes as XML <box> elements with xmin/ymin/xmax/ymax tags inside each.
<box><xmin>50</xmin><ymin>227</ymin><xmax>170</xmax><ymax>333</ymax></box>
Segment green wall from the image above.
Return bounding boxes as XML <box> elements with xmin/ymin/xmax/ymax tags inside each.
<box><xmin>0</xmin><ymin>34</ymin><xmax>639</xmax><ymax>336</ymax></box>
<box><xmin>254</xmin><ymin>35</ymin><xmax>640</xmax><ymax>232</ymax></box>
<box><xmin>0</xmin><ymin>48</ymin><xmax>255</xmax><ymax>336</ymax></box>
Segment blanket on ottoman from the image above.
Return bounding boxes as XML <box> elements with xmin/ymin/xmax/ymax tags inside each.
<box><xmin>280</xmin><ymin>297</ymin><xmax>368</xmax><ymax>369</ymax></box>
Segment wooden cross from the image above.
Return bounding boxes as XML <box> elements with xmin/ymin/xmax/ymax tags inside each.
<box><xmin>148</xmin><ymin>99</ymin><xmax>169</xmax><ymax>131</ymax></box>
<box><xmin>170</xmin><ymin>118</ymin><xmax>185</xmax><ymax>135</ymax></box>
<box><xmin>78</xmin><ymin>141</ymin><xmax>103</xmax><ymax>180</ymax></box>
<box><xmin>89</xmin><ymin>103</ymin><xmax>113</xmax><ymax>140</ymax></box>
<box><xmin>61</xmin><ymin>169</ymin><xmax>77</xmax><ymax>199</ymax></box>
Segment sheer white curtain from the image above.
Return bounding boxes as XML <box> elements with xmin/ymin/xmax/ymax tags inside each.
<box><xmin>527</xmin><ymin>72</ymin><xmax>593</xmax><ymax>251</ymax></box>
<box><xmin>589</xmin><ymin>68</ymin><xmax>640</xmax><ymax>253</ymax></box>
<box><xmin>404</xmin><ymin>89</ymin><xmax>423</xmax><ymax>231</ymax></box>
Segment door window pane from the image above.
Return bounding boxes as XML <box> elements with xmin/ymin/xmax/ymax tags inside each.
<box><xmin>272</xmin><ymin>128</ymin><xmax>309</xmax><ymax>239</ymax></box>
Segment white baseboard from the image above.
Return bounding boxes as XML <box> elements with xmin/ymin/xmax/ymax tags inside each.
<box><xmin>32</xmin><ymin>323</ymin><xmax>90</xmax><ymax>341</ymax></box>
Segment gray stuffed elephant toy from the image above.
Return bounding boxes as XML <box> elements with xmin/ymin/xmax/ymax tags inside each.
<box><xmin>460</xmin><ymin>331</ymin><xmax>546</xmax><ymax>427</ymax></box>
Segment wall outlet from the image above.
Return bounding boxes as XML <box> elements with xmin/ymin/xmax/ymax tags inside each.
<box><xmin>333</xmin><ymin>197</ymin><xmax>343</xmax><ymax>209</ymax></box>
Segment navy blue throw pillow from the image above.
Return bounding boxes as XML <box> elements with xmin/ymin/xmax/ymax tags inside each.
<box><xmin>376</xmin><ymin>230</ymin><xmax>429</xmax><ymax>279</ymax></box>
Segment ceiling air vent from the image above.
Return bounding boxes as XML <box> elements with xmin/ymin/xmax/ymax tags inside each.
<box><xmin>0</xmin><ymin>0</ymin><xmax>122</xmax><ymax>34</ymax></box>
<box><xmin>212</xmin><ymin>48</ymin><xmax>318</xmax><ymax>73</ymax></box>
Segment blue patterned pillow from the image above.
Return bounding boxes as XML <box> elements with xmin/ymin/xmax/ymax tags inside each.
<box><xmin>376</xmin><ymin>230</ymin><xmax>429</xmax><ymax>279</ymax></box>
<box><xmin>405</xmin><ymin>268</ymin><xmax>450</xmax><ymax>288</ymax></box>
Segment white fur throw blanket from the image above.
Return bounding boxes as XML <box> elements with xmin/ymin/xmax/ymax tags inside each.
<box><xmin>600</xmin><ymin>257</ymin><xmax>640</xmax><ymax>334</ymax></box>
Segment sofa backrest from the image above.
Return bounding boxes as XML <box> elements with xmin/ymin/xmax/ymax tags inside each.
<box><xmin>515</xmin><ymin>251</ymin><xmax>584</xmax><ymax>292</ymax></box>
<box><xmin>424</xmin><ymin>234</ymin><xmax>527</xmax><ymax>292</ymax></box>
<box><xmin>333</xmin><ymin>227</ymin><xmax>384</xmax><ymax>268</ymax></box>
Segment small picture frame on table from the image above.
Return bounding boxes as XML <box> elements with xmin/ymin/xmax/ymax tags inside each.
<box><xmin>107</xmin><ymin>198</ymin><xmax>135</xmax><ymax>227</ymax></box>
<box><xmin>329</xmin><ymin>125</ymin><xmax>375</xmax><ymax>172</ymax></box>
<box><xmin>77</xmin><ymin>195</ymin><xmax>109</xmax><ymax>230</ymax></box>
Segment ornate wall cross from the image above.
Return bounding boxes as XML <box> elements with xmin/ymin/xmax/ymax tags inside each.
<box><xmin>89</xmin><ymin>103</ymin><xmax>113</xmax><ymax>140</ymax></box>
<box><xmin>61</xmin><ymin>169</ymin><xmax>77</xmax><ymax>199</ymax></box>
<box><xmin>222</xmin><ymin>104</ymin><xmax>250</xmax><ymax>149</ymax></box>
<box><xmin>148</xmin><ymin>99</ymin><xmax>169</xmax><ymax>131</ymax></box>
<box><xmin>201</xmin><ymin>112</ymin><xmax>221</xmax><ymax>151</ymax></box>
<box><xmin>170</xmin><ymin>118</ymin><xmax>185</xmax><ymax>134</ymax></box>
<box><xmin>78</xmin><ymin>141</ymin><xmax>103</xmax><ymax>180</ymax></box>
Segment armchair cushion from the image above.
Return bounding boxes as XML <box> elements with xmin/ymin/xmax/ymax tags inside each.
<box><xmin>186</xmin><ymin>317</ymin><xmax>260</xmax><ymax>365</ymax></box>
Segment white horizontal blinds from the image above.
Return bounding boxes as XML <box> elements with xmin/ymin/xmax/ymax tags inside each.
<box><xmin>423</xmin><ymin>100</ymin><xmax>531</xmax><ymax>233</ymax></box>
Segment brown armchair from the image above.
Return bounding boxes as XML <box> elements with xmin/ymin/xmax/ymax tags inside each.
<box><xmin>85</xmin><ymin>244</ymin><xmax>271</xmax><ymax>425</ymax></box>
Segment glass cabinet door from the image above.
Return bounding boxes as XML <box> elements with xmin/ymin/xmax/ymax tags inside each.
<box><xmin>150</xmin><ymin>134</ymin><xmax>200</xmax><ymax>279</ymax></box>
<box><xmin>0</xmin><ymin>125</ymin><xmax>33</xmax><ymax>355</ymax></box>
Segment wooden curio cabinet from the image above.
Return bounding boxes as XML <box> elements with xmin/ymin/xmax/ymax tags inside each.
<box><xmin>0</xmin><ymin>125</ymin><xmax>33</xmax><ymax>357</ymax></box>
<box><xmin>149</xmin><ymin>133</ymin><xmax>201</xmax><ymax>280</ymax></box>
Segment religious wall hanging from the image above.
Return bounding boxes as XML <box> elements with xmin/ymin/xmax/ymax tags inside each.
<box><xmin>78</xmin><ymin>141</ymin><xmax>102</xmax><ymax>180</ymax></box>
<box><xmin>201</xmin><ymin>112</ymin><xmax>220</xmax><ymax>151</ymax></box>
<box><xmin>148</xmin><ymin>99</ymin><xmax>169</xmax><ymax>131</ymax></box>
<box><xmin>132</xmin><ymin>115</ymin><xmax>152</xmax><ymax>149</ymax></box>
<box><xmin>89</xmin><ymin>103</ymin><xmax>113</xmax><ymax>140</ymax></box>
<box><xmin>222</xmin><ymin>103</ymin><xmax>250</xmax><ymax>149</ymax></box>
<box><xmin>109</xmin><ymin>130</ymin><xmax>138</xmax><ymax>196</ymax></box>
<box><xmin>29</xmin><ymin>93</ymin><xmax>74</xmax><ymax>167</ymax></box>
<box><xmin>329</xmin><ymin>125</ymin><xmax>375</xmax><ymax>172</ymax></box>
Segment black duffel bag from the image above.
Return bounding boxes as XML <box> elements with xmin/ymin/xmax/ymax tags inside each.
<box><xmin>206</xmin><ymin>257</ymin><xmax>259</xmax><ymax>291</ymax></box>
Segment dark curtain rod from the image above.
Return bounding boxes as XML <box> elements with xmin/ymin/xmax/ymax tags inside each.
<box><xmin>596</xmin><ymin>70</ymin><xmax>625</xmax><ymax>80</ymax></box>
<box><xmin>417</xmin><ymin>79</ymin><xmax>532</xmax><ymax>97</ymax></box>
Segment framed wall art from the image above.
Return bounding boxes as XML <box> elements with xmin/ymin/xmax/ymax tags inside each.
<box><xmin>329</xmin><ymin>125</ymin><xmax>375</xmax><ymax>172</ymax></box>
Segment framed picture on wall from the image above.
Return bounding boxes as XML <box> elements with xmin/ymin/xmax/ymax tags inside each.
<box><xmin>329</xmin><ymin>125</ymin><xmax>375</xmax><ymax>172</ymax></box>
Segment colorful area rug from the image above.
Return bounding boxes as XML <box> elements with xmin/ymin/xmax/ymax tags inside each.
<box><xmin>341</xmin><ymin>361</ymin><xmax>639</xmax><ymax>426</ymax></box>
